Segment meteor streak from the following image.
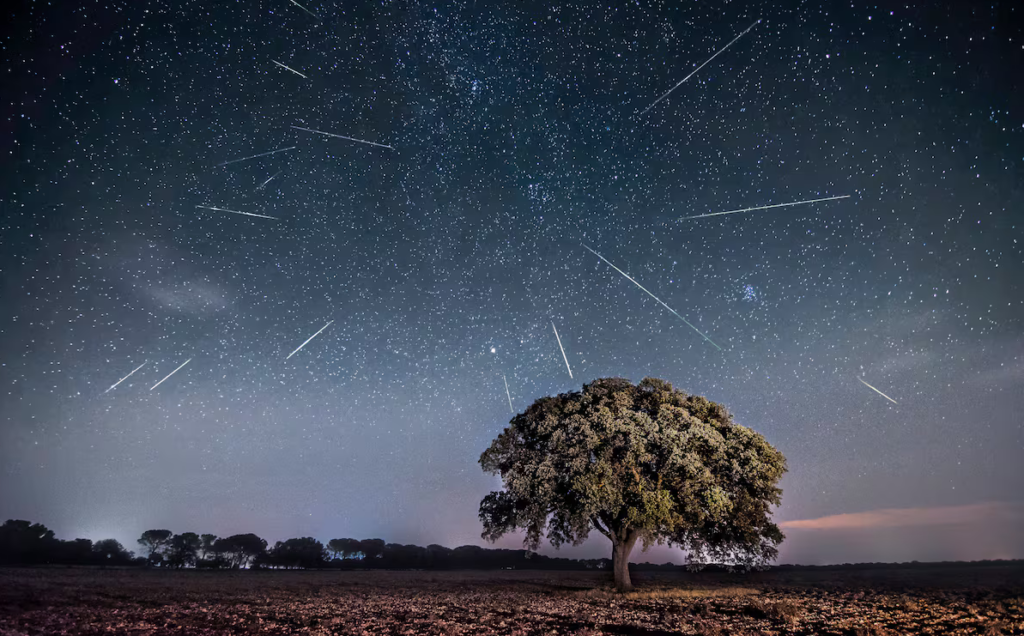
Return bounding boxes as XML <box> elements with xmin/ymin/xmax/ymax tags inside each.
<box><xmin>196</xmin><ymin>205</ymin><xmax>279</xmax><ymax>220</ymax></box>
<box><xmin>582</xmin><ymin>244</ymin><xmax>722</xmax><ymax>351</ymax></box>
<box><xmin>272</xmin><ymin>60</ymin><xmax>308</xmax><ymax>79</ymax></box>
<box><xmin>104</xmin><ymin>361</ymin><xmax>147</xmax><ymax>393</ymax></box>
<box><xmin>256</xmin><ymin>171</ymin><xmax>281</xmax><ymax>190</ymax></box>
<box><xmin>680</xmin><ymin>194</ymin><xmax>851</xmax><ymax>220</ymax></box>
<box><xmin>286</xmin><ymin>321</ymin><xmax>333</xmax><ymax>359</ymax></box>
<box><xmin>290</xmin><ymin>125</ymin><xmax>393</xmax><ymax>150</ymax></box>
<box><xmin>858</xmin><ymin>377</ymin><xmax>898</xmax><ymax>404</ymax></box>
<box><xmin>217</xmin><ymin>146</ymin><xmax>295</xmax><ymax>167</ymax></box>
<box><xmin>551</xmin><ymin>322</ymin><xmax>573</xmax><ymax>379</ymax></box>
<box><xmin>640</xmin><ymin>19</ymin><xmax>761</xmax><ymax>116</ymax></box>
<box><xmin>150</xmin><ymin>359</ymin><xmax>192</xmax><ymax>391</ymax></box>
<box><xmin>288</xmin><ymin>0</ymin><xmax>319</xmax><ymax>19</ymax></box>
<box><xmin>503</xmin><ymin>375</ymin><xmax>514</xmax><ymax>413</ymax></box>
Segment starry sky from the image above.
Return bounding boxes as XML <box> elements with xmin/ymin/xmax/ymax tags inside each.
<box><xmin>2</xmin><ymin>0</ymin><xmax>1022</xmax><ymax>566</ymax></box>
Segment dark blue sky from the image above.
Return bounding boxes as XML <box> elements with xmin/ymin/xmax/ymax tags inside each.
<box><xmin>1</xmin><ymin>0</ymin><xmax>1022</xmax><ymax>565</ymax></box>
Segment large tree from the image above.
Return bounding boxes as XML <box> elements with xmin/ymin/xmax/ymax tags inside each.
<box><xmin>479</xmin><ymin>377</ymin><xmax>787</xmax><ymax>591</ymax></box>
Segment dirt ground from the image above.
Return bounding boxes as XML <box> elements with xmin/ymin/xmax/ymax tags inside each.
<box><xmin>0</xmin><ymin>564</ymin><xmax>1021</xmax><ymax>635</ymax></box>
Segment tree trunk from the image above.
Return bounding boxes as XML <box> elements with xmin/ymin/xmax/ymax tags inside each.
<box><xmin>611</xmin><ymin>533</ymin><xmax>639</xmax><ymax>592</ymax></box>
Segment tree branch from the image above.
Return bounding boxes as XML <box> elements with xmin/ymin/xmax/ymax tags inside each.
<box><xmin>591</xmin><ymin>516</ymin><xmax>613</xmax><ymax>540</ymax></box>
<box><xmin>599</xmin><ymin>512</ymin><xmax>622</xmax><ymax>542</ymax></box>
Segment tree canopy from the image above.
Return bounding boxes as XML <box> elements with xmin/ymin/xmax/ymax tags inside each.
<box><xmin>263</xmin><ymin>537</ymin><xmax>327</xmax><ymax>569</ymax></box>
<box><xmin>479</xmin><ymin>377</ymin><xmax>787</xmax><ymax>590</ymax></box>
<box><xmin>93</xmin><ymin>538</ymin><xmax>134</xmax><ymax>563</ymax></box>
<box><xmin>327</xmin><ymin>538</ymin><xmax>362</xmax><ymax>560</ymax></box>
<box><xmin>0</xmin><ymin>520</ymin><xmax>55</xmax><ymax>563</ymax></box>
<box><xmin>138</xmin><ymin>529</ymin><xmax>173</xmax><ymax>558</ymax></box>
<box><xmin>199</xmin><ymin>534</ymin><xmax>218</xmax><ymax>561</ymax></box>
<box><xmin>0</xmin><ymin>520</ymin><xmax>134</xmax><ymax>566</ymax></box>
<box><xmin>213</xmin><ymin>534</ymin><xmax>268</xmax><ymax>569</ymax></box>
<box><xmin>166</xmin><ymin>532</ymin><xmax>201</xmax><ymax>568</ymax></box>
<box><xmin>359</xmin><ymin>538</ymin><xmax>385</xmax><ymax>560</ymax></box>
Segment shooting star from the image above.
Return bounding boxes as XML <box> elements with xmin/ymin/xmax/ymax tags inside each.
<box><xmin>503</xmin><ymin>375</ymin><xmax>514</xmax><ymax>413</ymax></box>
<box><xmin>639</xmin><ymin>19</ymin><xmax>761</xmax><ymax>116</ymax></box>
<box><xmin>256</xmin><ymin>171</ymin><xmax>281</xmax><ymax>191</ymax></box>
<box><xmin>217</xmin><ymin>146</ymin><xmax>295</xmax><ymax>167</ymax></box>
<box><xmin>150</xmin><ymin>359</ymin><xmax>192</xmax><ymax>391</ymax></box>
<box><xmin>680</xmin><ymin>194</ymin><xmax>851</xmax><ymax>220</ymax></box>
<box><xmin>291</xmin><ymin>125</ymin><xmax>393</xmax><ymax>150</ymax></box>
<box><xmin>272</xmin><ymin>60</ymin><xmax>309</xmax><ymax>79</ymax></box>
<box><xmin>286</xmin><ymin>321</ymin><xmax>333</xmax><ymax>359</ymax></box>
<box><xmin>551</xmin><ymin>322</ymin><xmax>573</xmax><ymax>379</ymax></box>
<box><xmin>858</xmin><ymin>377</ymin><xmax>898</xmax><ymax>405</ymax></box>
<box><xmin>104</xmin><ymin>361</ymin><xmax>148</xmax><ymax>394</ymax></box>
<box><xmin>288</xmin><ymin>0</ymin><xmax>319</xmax><ymax>19</ymax></box>
<box><xmin>582</xmin><ymin>244</ymin><xmax>722</xmax><ymax>351</ymax></box>
<box><xmin>196</xmin><ymin>205</ymin><xmax>279</xmax><ymax>220</ymax></box>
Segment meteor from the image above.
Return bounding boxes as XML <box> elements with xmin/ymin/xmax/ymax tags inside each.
<box><xmin>680</xmin><ymin>194</ymin><xmax>850</xmax><ymax>220</ymax></box>
<box><xmin>288</xmin><ymin>0</ymin><xmax>319</xmax><ymax>19</ymax></box>
<box><xmin>582</xmin><ymin>244</ymin><xmax>722</xmax><ymax>351</ymax></box>
<box><xmin>217</xmin><ymin>146</ymin><xmax>295</xmax><ymax>167</ymax></box>
<box><xmin>551</xmin><ymin>322</ymin><xmax>573</xmax><ymax>379</ymax></box>
<box><xmin>286</xmin><ymin>321</ymin><xmax>333</xmax><ymax>359</ymax></box>
<box><xmin>857</xmin><ymin>377</ymin><xmax>898</xmax><ymax>404</ymax></box>
<box><xmin>150</xmin><ymin>359</ymin><xmax>192</xmax><ymax>391</ymax></box>
<box><xmin>290</xmin><ymin>125</ymin><xmax>394</xmax><ymax>150</ymax></box>
<box><xmin>503</xmin><ymin>375</ymin><xmax>514</xmax><ymax>413</ymax></box>
<box><xmin>256</xmin><ymin>171</ymin><xmax>281</xmax><ymax>190</ymax></box>
<box><xmin>272</xmin><ymin>60</ymin><xmax>308</xmax><ymax>79</ymax></box>
<box><xmin>104</xmin><ymin>361</ymin><xmax>147</xmax><ymax>393</ymax></box>
<box><xmin>640</xmin><ymin>19</ymin><xmax>761</xmax><ymax>116</ymax></box>
<box><xmin>196</xmin><ymin>205</ymin><xmax>279</xmax><ymax>220</ymax></box>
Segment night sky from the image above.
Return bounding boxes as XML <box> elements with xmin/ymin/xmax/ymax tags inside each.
<box><xmin>2</xmin><ymin>0</ymin><xmax>1022</xmax><ymax>566</ymax></box>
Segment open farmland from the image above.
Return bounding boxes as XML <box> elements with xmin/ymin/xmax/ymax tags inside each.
<box><xmin>0</xmin><ymin>564</ymin><xmax>1021</xmax><ymax>635</ymax></box>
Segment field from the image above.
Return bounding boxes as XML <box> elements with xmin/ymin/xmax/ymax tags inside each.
<box><xmin>0</xmin><ymin>565</ymin><xmax>1021</xmax><ymax>635</ymax></box>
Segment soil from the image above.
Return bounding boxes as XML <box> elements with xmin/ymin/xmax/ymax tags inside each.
<box><xmin>0</xmin><ymin>564</ymin><xmax>1020</xmax><ymax>634</ymax></box>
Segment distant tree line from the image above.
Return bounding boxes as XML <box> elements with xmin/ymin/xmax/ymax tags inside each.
<box><xmin>1</xmin><ymin>520</ymin><xmax>627</xmax><ymax>571</ymax></box>
<box><xmin>4</xmin><ymin>519</ymin><xmax>1021</xmax><ymax>572</ymax></box>
<box><xmin>137</xmin><ymin>531</ymin><xmax>625</xmax><ymax>571</ymax></box>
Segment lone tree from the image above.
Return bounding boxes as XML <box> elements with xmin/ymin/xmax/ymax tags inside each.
<box><xmin>479</xmin><ymin>377</ymin><xmax>787</xmax><ymax>591</ymax></box>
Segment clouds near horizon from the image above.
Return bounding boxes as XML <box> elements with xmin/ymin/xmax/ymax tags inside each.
<box><xmin>780</xmin><ymin>501</ymin><xmax>1024</xmax><ymax>530</ymax></box>
<box><xmin>778</xmin><ymin>502</ymin><xmax>1024</xmax><ymax>565</ymax></box>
